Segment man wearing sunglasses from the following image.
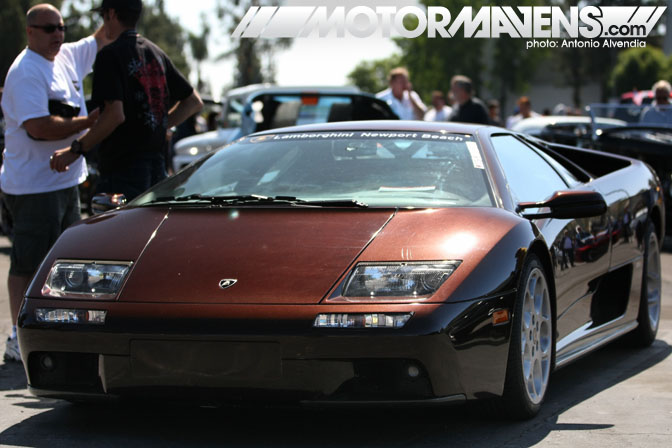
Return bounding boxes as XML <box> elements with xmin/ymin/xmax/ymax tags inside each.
<box><xmin>50</xmin><ymin>0</ymin><xmax>203</xmax><ymax>201</ymax></box>
<box><xmin>0</xmin><ymin>3</ymin><xmax>111</xmax><ymax>363</ymax></box>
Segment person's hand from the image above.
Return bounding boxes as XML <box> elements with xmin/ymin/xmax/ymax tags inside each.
<box><xmin>50</xmin><ymin>147</ymin><xmax>80</xmax><ymax>172</ymax></box>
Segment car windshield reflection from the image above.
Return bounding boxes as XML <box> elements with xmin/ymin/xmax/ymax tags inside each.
<box><xmin>133</xmin><ymin>131</ymin><xmax>495</xmax><ymax>209</ymax></box>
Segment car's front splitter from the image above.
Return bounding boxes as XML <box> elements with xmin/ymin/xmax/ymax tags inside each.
<box><xmin>18</xmin><ymin>292</ymin><xmax>515</xmax><ymax>404</ymax></box>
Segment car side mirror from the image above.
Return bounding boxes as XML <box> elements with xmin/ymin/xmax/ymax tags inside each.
<box><xmin>91</xmin><ymin>193</ymin><xmax>127</xmax><ymax>215</ymax></box>
<box><xmin>518</xmin><ymin>190</ymin><xmax>607</xmax><ymax>220</ymax></box>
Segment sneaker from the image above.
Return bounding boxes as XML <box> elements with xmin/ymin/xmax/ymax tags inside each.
<box><xmin>3</xmin><ymin>337</ymin><xmax>20</xmax><ymax>362</ymax></box>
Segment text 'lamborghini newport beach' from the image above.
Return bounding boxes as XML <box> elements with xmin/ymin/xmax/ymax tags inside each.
<box><xmin>18</xmin><ymin>121</ymin><xmax>663</xmax><ymax>419</ymax></box>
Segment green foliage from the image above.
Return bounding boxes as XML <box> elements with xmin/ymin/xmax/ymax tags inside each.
<box><xmin>373</xmin><ymin>0</ymin><xmax>546</xmax><ymax>110</ymax></box>
<box><xmin>347</xmin><ymin>55</ymin><xmax>402</xmax><ymax>94</ymax></box>
<box><xmin>188</xmin><ymin>14</ymin><xmax>210</xmax><ymax>92</ymax></box>
<box><xmin>138</xmin><ymin>0</ymin><xmax>190</xmax><ymax>78</ymax></box>
<box><xmin>1</xmin><ymin>0</ymin><xmax>63</xmax><ymax>82</ymax></box>
<box><xmin>0</xmin><ymin>0</ymin><xmax>191</xmax><ymax>84</ymax></box>
<box><xmin>487</xmin><ymin>0</ymin><xmax>547</xmax><ymax>113</ymax></box>
<box><xmin>216</xmin><ymin>0</ymin><xmax>292</xmax><ymax>88</ymax></box>
<box><xmin>554</xmin><ymin>0</ymin><xmax>665</xmax><ymax>105</ymax></box>
<box><xmin>62</xmin><ymin>0</ymin><xmax>98</xmax><ymax>43</ymax></box>
<box><xmin>609</xmin><ymin>47</ymin><xmax>669</xmax><ymax>94</ymax></box>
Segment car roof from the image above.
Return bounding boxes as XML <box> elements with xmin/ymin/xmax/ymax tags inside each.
<box><xmin>226</xmin><ymin>85</ymin><xmax>363</xmax><ymax>101</ymax></box>
<box><xmin>250</xmin><ymin>120</ymin><xmax>496</xmax><ymax>136</ymax></box>
<box><xmin>512</xmin><ymin>115</ymin><xmax>626</xmax><ymax>133</ymax></box>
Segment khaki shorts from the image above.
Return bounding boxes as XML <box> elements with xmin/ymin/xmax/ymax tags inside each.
<box><xmin>5</xmin><ymin>186</ymin><xmax>80</xmax><ymax>277</ymax></box>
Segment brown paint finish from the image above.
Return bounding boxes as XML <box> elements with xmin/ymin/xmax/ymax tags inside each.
<box><xmin>329</xmin><ymin>207</ymin><xmax>525</xmax><ymax>303</ymax></box>
<box><xmin>118</xmin><ymin>208</ymin><xmax>395</xmax><ymax>304</ymax></box>
<box><xmin>27</xmin><ymin>208</ymin><xmax>168</xmax><ymax>298</ymax></box>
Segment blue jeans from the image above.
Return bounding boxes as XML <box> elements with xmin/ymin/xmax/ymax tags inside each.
<box><xmin>97</xmin><ymin>155</ymin><xmax>167</xmax><ymax>201</ymax></box>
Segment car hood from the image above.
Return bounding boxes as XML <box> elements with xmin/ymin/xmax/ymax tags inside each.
<box><xmin>30</xmin><ymin>207</ymin><xmax>526</xmax><ymax>305</ymax></box>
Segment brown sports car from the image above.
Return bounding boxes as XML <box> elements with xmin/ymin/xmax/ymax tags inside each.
<box><xmin>18</xmin><ymin>121</ymin><xmax>663</xmax><ymax>419</ymax></box>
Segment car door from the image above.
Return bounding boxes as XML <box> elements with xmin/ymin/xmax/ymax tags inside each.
<box><xmin>490</xmin><ymin>134</ymin><xmax>611</xmax><ymax>343</ymax></box>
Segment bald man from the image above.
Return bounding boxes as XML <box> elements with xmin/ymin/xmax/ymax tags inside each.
<box><xmin>0</xmin><ymin>4</ymin><xmax>111</xmax><ymax>362</ymax></box>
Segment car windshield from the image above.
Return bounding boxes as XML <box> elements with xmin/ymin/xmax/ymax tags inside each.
<box><xmin>133</xmin><ymin>131</ymin><xmax>495</xmax><ymax>208</ymax></box>
<box><xmin>589</xmin><ymin>104</ymin><xmax>672</xmax><ymax>128</ymax></box>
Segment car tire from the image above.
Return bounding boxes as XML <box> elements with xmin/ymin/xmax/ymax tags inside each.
<box><xmin>499</xmin><ymin>254</ymin><xmax>553</xmax><ymax>420</ymax></box>
<box><xmin>628</xmin><ymin>221</ymin><xmax>661</xmax><ymax>347</ymax></box>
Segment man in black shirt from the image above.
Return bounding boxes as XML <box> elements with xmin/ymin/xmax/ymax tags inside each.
<box><xmin>51</xmin><ymin>0</ymin><xmax>203</xmax><ymax>199</ymax></box>
<box><xmin>448</xmin><ymin>75</ymin><xmax>490</xmax><ymax>125</ymax></box>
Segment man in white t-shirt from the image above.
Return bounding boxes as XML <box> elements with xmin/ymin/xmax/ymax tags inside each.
<box><xmin>424</xmin><ymin>90</ymin><xmax>452</xmax><ymax>121</ymax></box>
<box><xmin>0</xmin><ymin>3</ymin><xmax>110</xmax><ymax>362</ymax></box>
<box><xmin>376</xmin><ymin>67</ymin><xmax>426</xmax><ymax>120</ymax></box>
<box><xmin>506</xmin><ymin>96</ymin><xmax>541</xmax><ymax>129</ymax></box>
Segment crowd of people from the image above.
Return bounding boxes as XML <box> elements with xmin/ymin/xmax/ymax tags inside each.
<box><xmin>375</xmin><ymin>66</ymin><xmax>544</xmax><ymax>127</ymax></box>
<box><xmin>1</xmin><ymin>0</ymin><xmax>202</xmax><ymax>362</ymax></box>
<box><xmin>375</xmin><ymin>66</ymin><xmax>672</xmax><ymax>127</ymax></box>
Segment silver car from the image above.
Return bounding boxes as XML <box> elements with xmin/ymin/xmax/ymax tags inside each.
<box><xmin>172</xmin><ymin>85</ymin><xmax>398</xmax><ymax>172</ymax></box>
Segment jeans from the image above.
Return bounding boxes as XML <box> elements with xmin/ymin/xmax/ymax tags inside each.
<box><xmin>97</xmin><ymin>155</ymin><xmax>167</xmax><ymax>201</ymax></box>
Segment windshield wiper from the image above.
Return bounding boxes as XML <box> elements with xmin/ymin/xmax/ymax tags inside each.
<box><xmin>146</xmin><ymin>194</ymin><xmax>368</xmax><ymax>208</ymax></box>
<box><xmin>148</xmin><ymin>194</ymin><xmax>271</xmax><ymax>205</ymax></box>
<box><xmin>287</xmin><ymin>198</ymin><xmax>369</xmax><ymax>208</ymax></box>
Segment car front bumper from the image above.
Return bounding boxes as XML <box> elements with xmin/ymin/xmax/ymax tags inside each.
<box><xmin>18</xmin><ymin>292</ymin><xmax>515</xmax><ymax>405</ymax></box>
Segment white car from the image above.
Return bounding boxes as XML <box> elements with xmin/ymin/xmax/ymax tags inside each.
<box><xmin>172</xmin><ymin>85</ymin><xmax>398</xmax><ymax>172</ymax></box>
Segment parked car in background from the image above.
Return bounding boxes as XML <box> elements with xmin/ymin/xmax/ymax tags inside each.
<box><xmin>19</xmin><ymin>121</ymin><xmax>662</xmax><ymax>419</ymax></box>
<box><xmin>620</xmin><ymin>89</ymin><xmax>672</xmax><ymax>106</ymax></box>
<box><xmin>588</xmin><ymin>103</ymin><xmax>672</xmax><ymax>234</ymax></box>
<box><xmin>511</xmin><ymin>115</ymin><xmax>626</xmax><ymax>147</ymax></box>
<box><xmin>171</xmin><ymin>85</ymin><xmax>398</xmax><ymax>172</ymax></box>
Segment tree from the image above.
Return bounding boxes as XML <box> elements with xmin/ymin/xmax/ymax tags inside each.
<box><xmin>394</xmin><ymin>0</ymin><xmax>489</xmax><ymax>100</ymax></box>
<box><xmin>215</xmin><ymin>0</ymin><xmax>292</xmax><ymax>88</ymax></box>
<box><xmin>610</xmin><ymin>46</ymin><xmax>669</xmax><ymax>94</ymax></box>
<box><xmin>488</xmin><ymin>1</ymin><xmax>547</xmax><ymax>119</ymax></box>
<box><xmin>1</xmin><ymin>0</ymin><xmax>63</xmax><ymax>83</ymax></box>
<box><xmin>347</xmin><ymin>55</ymin><xmax>402</xmax><ymax>94</ymax></box>
<box><xmin>553</xmin><ymin>0</ymin><xmax>666</xmax><ymax>105</ymax></box>
<box><xmin>138</xmin><ymin>0</ymin><xmax>190</xmax><ymax>78</ymax></box>
<box><xmin>188</xmin><ymin>14</ymin><xmax>210</xmax><ymax>93</ymax></box>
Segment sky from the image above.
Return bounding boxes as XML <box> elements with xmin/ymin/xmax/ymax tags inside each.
<box><xmin>162</xmin><ymin>0</ymin><xmax>416</xmax><ymax>100</ymax></box>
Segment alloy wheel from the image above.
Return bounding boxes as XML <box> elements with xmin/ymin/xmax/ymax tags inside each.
<box><xmin>646</xmin><ymin>232</ymin><xmax>662</xmax><ymax>332</ymax></box>
<box><xmin>520</xmin><ymin>267</ymin><xmax>552</xmax><ymax>405</ymax></box>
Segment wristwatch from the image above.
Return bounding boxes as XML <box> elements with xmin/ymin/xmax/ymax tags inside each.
<box><xmin>70</xmin><ymin>139</ymin><xmax>84</xmax><ymax>155</ymax></box>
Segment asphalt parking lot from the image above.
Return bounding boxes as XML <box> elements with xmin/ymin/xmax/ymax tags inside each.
<box><xmin>0</xmin><ymin>235</ymin><xmax>670</xmax><ymax>448</ymax></box>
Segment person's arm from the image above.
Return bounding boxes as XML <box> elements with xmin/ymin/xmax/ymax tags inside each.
<box><xmin>50</xmin><ymin>100</ymin><xmax>124</xmax><ymax>172</ymax></box>
<box><xmin>408</xmin><ymin>90</ymin><xmax>427</xmax><ymax>120</ymax></box>
<box><xmin>167</xmin><ymin>91</ymin><xmax>204</xmax><ymax>129</ymax></box>
<box><xmin>23</xmin><ymin>109</ymin><xmax>99</xmax><ymax>141</ymax></box>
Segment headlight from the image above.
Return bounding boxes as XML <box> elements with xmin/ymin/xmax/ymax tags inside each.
<box><xmin>175</xmin><ymin>144</ymin><xmax>214</xmax><ymax>157</ymax></box>
<box><xmin>341</xmin><ymin>261</ymin><xmax>461</xmax><ymax>299</ymax></box>
<box><xmin>41</xmin><ymin>261</ymin><xmax>132</xmax><ymax>300</ymax></box>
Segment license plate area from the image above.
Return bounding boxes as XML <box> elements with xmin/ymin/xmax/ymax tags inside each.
<box><xmin>130</xmin><ymin>340</ymin><xmax>282</xmax><ymax>386</ymax></box>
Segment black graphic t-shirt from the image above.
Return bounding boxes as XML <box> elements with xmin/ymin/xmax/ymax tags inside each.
<box><xmin>92</xmin><ymin>31</ymin><xmax>193</xmax><ymax>173</ymax></box>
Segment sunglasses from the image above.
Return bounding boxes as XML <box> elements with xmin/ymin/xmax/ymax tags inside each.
<box><xmin>30</xmin><ymin>24</ymin><xmax>67</xmax><ymax>33</ymax></box>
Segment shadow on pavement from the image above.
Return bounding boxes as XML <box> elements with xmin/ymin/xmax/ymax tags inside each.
<box><xmin>0</xmin><ymin>337</ymin><xmax>669</xmax><ymax>448</ymax></box>
<box><xmin>0</xmin><ymin>362</ymin><xmax>26</xmax><ymax>392</ymax></box>
<box><xmin>663</xmin><ymin>236</ymin><xmax>672</xmax><ymax>253</ymax></box>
